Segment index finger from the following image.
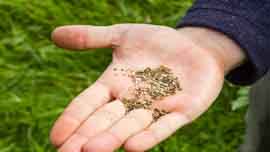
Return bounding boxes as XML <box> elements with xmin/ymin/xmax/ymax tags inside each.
<box><xmin>124</xmin><ymin>112</ymin><xmax>190</xmax><ymax>151</ymax></box>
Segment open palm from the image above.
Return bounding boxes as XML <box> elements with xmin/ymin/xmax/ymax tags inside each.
<box><xmin>50</xmin><ymin>24</ymin><xmax>225</xmax><ymax>152</ymax></box>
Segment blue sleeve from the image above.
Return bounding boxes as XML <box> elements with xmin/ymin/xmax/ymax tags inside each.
<box><xmin>177</xmin><ymin>0</ymin><xmax>270</xmax><ymax>85</ymax></box>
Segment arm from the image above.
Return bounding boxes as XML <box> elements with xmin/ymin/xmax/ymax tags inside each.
<box><xmin>178</xmin><ymin>0</ymin><xmax>270</xmax><ymax>85</ymax></box>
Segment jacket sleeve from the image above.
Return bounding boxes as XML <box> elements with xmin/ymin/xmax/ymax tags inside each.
<box><xmin>177</xmin><ymin>0</ymin><xmax>270</xmax><ymax>85</ymax></box>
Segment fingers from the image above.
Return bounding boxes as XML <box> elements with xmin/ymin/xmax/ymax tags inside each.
<box><xmin>82</xmin><ymin>109</ymin><xmax>153</xmax><ymax>152</ymax></box>
<box><xmin>124</xmin><ymin>112</ymin><xmax>190</xmax><ymax>151</ymax></box>
<box><xmin>59</xmin><ymin>100</ymin><xmax>126</xmax><ymax>152</ymax></box>
<box><xmin>51</xmin><ymin>24</ymin><xmax>130</xmax><ymax>50</ymax></box>
<box><xmin>50</xmin><ymin>81</ymin><xmax>112</xmax><ymax>147</ymax></box>
<box><xmin>123</xmin><ymin>92</ymin><xmax>212</xmax><ymax>151</ymax></box>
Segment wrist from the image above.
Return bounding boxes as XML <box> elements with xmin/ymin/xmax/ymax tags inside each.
<box><xmin>177</xmin><ymin>27</ymin><xmax>246</xmax><ymax>74</ymax></box>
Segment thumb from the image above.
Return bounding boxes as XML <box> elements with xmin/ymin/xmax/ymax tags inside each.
<box><xmin>51</xmin><ymin>24</ymin><xmax>129</xmax><ymax>50</ymax></box>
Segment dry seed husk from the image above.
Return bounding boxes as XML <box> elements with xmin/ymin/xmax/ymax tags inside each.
<box><xmin>152</xmin><ymin>108</ymin><xmax>170</xmax><ymax>121</ymax></box>
<box><xmin>131</xmin><ymin>65</ymin><xmax>181</xmax><ymax>100</ymax></box>
<box><xmin>117</xmin><ymin>65</ymin><xmax>181</xmax><ymax>120</ymax></box>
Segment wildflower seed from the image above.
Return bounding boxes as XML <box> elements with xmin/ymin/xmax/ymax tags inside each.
<box><xmin>152</xmin><ymin>108</ymin><xmax>169</xmax><ymax>121</ymax></box>
<box><xmin>120</xmin><ymin>65</ymin><xmax>181</xmax><ymax>119</ymax></box>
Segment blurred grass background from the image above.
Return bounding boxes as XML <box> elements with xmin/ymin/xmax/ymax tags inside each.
<box><xmin>0</xmin><ymin>0</ymin><xmax>249</xmax><ymax>151</ymax></box>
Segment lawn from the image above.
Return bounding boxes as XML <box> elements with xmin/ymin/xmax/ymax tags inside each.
<box><xmin>0</xmin><ymin>0</ymin><xmax>248</xmax><ymax>151</ymax></box>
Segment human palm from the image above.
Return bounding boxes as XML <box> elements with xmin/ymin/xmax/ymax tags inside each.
<box><xmin>50</xmin><ymin>24</ymin><xmax>225</xmax><ymax>152</ymax></box>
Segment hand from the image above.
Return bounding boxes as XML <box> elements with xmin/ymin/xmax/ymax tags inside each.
<box><xmin>50</xmin><ymin>24</ymin><xmax>245</xmax><ymax>152</ymax></box>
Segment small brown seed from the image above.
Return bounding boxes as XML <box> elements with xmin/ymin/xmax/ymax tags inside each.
<box><xmin>121</xmin><ymin>65</ymin><xmax>181</xmax><ymax>119</ymax></box>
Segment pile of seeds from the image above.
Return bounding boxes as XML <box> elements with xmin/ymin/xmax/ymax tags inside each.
<box><xmin>114</xmin><ymin>65</ymin><xmax>181</xmax><ymax>121</ymax></box>
<box><xmin>131</xmin><ymin>66</ymin><xmax>181</xmax><ymax>100</ymax></box>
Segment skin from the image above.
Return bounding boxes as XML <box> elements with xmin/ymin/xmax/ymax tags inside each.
<box><xmin>49</xmin><ymin>24</ymin><xmax>245</xmax><ymax>152</ymax></box>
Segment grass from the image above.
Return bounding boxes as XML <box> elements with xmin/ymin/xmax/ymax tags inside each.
<box><xmin>0</xmin><ymin>0</ymin><xmax>248</xmax><ymax>151</ymax></box>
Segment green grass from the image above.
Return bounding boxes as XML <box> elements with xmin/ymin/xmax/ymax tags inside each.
<box><xmin>0</xmin><ymin>0</ymin><xmax>248</xmax><ymax>151</ymax></box>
